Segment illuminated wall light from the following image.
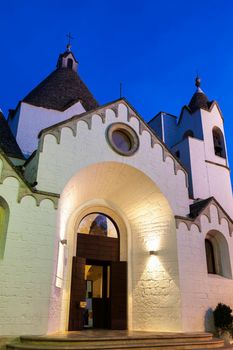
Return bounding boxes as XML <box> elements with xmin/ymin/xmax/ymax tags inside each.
<box><xmin>149</xmin><ymin>250</ymin><xmax>157</xmax><ymax>256</ymax></box>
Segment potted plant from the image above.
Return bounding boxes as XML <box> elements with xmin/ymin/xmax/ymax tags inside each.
<box><xmin>213</xmin><ymin>303</ymin><xmax>233</xmax><ymax>344</ymax></box>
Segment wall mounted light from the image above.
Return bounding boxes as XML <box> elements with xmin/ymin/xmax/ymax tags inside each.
<box><xmin>60</xmin><ymin>239</ymin><xmax>67</xmax><ymax>245</ymax></box>
<box><xmin>149</xmin><ymin>250</ymin><xmax>157</xmax><ymax>256</ymax></box>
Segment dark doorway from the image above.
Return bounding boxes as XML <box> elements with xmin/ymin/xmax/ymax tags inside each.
<box><xmin>84</xmin><ymin>261</ymin><xmax>110</xmax><ymax>329</ymax></box>
<box><xmin>68</xmin><ymin>213</ymin><xmax>127</xmax><ymax>331</ymax></box>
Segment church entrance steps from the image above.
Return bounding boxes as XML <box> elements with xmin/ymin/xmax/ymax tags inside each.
<box><xmin>6</xmin><ymin>332</ymin><xmax>227</xmax><ymax>350</ymax></box>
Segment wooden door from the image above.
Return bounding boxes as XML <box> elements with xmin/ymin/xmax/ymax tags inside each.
<box><xmin>110</xmin><ymin>261</ymin><xmax>127</xmax><ymax>329</ymax></box>
<box><xmin>68</xmin><ymin>256</ymin><xmax>86</xmax><ymax>330</ymax></box>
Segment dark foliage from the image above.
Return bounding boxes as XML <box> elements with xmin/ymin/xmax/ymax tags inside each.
<box><xmin>213</xmin><ymin>303</ymin><xmax>233</xmax><ymax>332</ymax></box>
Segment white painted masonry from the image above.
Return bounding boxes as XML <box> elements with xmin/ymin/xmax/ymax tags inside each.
<box><xmin>34</xmin><ymin>102</ymin><xmax>188</xmax><ymax>332</ymax></box>
<box><xmin>8</xmin><ymin>101</ymin><xmax>86</xmax><ymax>156</ymax></box>
<box><xmin>177</xmin><ymin>203</ymin><xmax>233</xmax><ymax>332</ymax></box>
<box><xmin>1</xmin><ymin>53</ymin><xmax>233</xmax><ymax>337</ymax></box>
<box><xmin>0</xmin><ymin>162</ymin><xmax>57</xmax><ymax>335</ymax></box>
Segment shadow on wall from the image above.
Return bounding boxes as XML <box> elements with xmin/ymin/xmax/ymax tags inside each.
<box><xmin>205</xmin><ymin>308</ymin><xmax>215</xmax><ymax>332</ymax></box>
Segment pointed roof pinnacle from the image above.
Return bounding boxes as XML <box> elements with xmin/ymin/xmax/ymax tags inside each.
<box><xmin>195</xmin><ymin>75</ymin><xmax>201</xmax><ymax>88</ymax></box>
<box><xmin>66</xmin><ymin>32</ymin><xmax>74</xmax><ymax>52</ymax></box>
<box><xmin>66</xmin><ymin>44</ymin><xmax>72</xmax><ymax>52</ymax></box>
<box><xmin>195</xmin><ymin>75</ymin><xmax>204</xmax><ymax>93</ymax></box>
<box><xmin>188</xmin><ymin>75</ymin><xmax>210</xmax><ymax>112</ymax></box>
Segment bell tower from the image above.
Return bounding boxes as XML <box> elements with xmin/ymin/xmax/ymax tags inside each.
<box><xmin>149</xmin><ymin>76</ymin><xmax>233</xmax><ymax>215</ymax></box>
<box><xmin>173</xmin><ymin>77</ymin><xmax>233</xmax><ymax>215</ymax></box>
<box><xmin>56</xmin><ymin>44</ymin><xmax>78</xmax><ymax>72</ymax></box>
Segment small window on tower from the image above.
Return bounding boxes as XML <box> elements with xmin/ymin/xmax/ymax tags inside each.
<box><xmin>205</xmin><ymin>238</ymin><xmax>216</xmax><ymax>274</ymax></box>
<box><xmin>175</xmin><ymin>150</ymin><xmax>180</xmax><ymax>159</ymax></box>
<box><xmin>212</xmin><ymin>127</ymin><xmax>226</xmax><ymax>158</ymax></box>
<box><xmin>67</xmin><ymin>58</ymin><xmax>73</xmax><ymax>69</ymax></box>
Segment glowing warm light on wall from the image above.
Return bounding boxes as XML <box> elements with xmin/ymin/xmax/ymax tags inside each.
<box><xmin>146</xmin><ymin>236</ymin><xmax>161</xmax><ymax>271</ymax></box>
<box><xmin>149</xmin><ymin>250</ymin><xmax>157</xmax><ymax>255</ymax></box>
<box><xmin>147</xmin><ymin>254</ymin><xmax>160</xmax><ymax>270</ymax></box>
<box><xmin>146</xmin><ymin>235</ymin><xmax>160</xmax><ymax>252</ymax></box>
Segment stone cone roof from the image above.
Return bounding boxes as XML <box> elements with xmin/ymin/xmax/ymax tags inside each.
<box><xmin>188</xmin><ymin>87</ymin><xmax>211</xmax><ymax>113</ymax></box>
<box><xmin>23</xmin><ymin>66</ymin><xmax>99</xmax><ymax>112</ymax></box>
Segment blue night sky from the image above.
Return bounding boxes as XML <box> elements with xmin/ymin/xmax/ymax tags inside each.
<box><xmin>1</xmin><ymin>0</ymin><xmax>233</xmax><ymax>180</ymax></box>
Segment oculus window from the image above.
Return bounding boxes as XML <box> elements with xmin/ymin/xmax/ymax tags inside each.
<box><xmin>106</xmin><ymin>123</ymin><xmax>139</xmax><ymax>156</ymax></box>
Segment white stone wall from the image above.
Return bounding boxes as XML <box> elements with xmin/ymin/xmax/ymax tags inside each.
<box><xmin>0</xmin><ymin>160</ymin><xmax>57</xmax><ymax>335</ymax></box>
<box><xmin>148</xmin><ymin>114</ymin><xmax>163</xmax><ymax>140</ymax></box>
<box><xmin>36</xmin><ymin>103</ymin><xmax>189</xmax><ymax>217</ymax></box>
<box><xmin>59</xmin><ymin>52</ymin><xmax>78</xmax><ymax>71</ymax></box>
<box><xmin>8</xmin><ymin>101</ymin><xmax>86</xmax><ymax>156</ymax></box>
<box><xmin>201</xmin><ymin>106</ymin><xmax>228</xmax><ymax>164</ymax></box>
<box><xmin>160</xmin><ymin>104</ymin><xmax>233</xmax><ymax>215</ymax></box>
<box><xmin>49</xmin><ymin>163</ymin><xmax>182</xmax><ymax>333</ymax></box>
<box><xmin>200</xmin><ymin>106</ymin><xmax>233</xmax><ymax>215</ymax></box>
<box><xmin>171</xmin><ymin>138</ymin><xmax>193</xmax><ymax>195</ymax></box>
<box><xmin>188</xmin><ymin>138</ymin><xmax>211</xmax><ymax>199</ymax></box>
<box><xmin>24</xmin><ymin>151</ymin><xmax>40</xmax><ymax>185</ymax></box>
<box><xmin>149</xmin><ymin>113</ymin><xmax>179</xmax><ymax>148</ymax></box>
<box><xmin>3</xmin><ymin>98</ymin><xmax>233</xmax><ymax>335</ymax></box>
<box><xmin>163</xmin><ymin>114</ymin><xmax>179</xmax><ymax>147</ymax></box>
<box><xmin>177</xmin><ymin>109</ymin><xmax>204</xmax><ymax>142</ymax></box>
<box><xmin>179</xmin><ymin>106</ymin><xmax>233</xmax><ymax>215</ymax></box>
<box><xmin>150</xmin><ymin>108</ymin><xmax>205</xmax><ymax>149</ymax></box>
<box><xmin>177</xmin><ymin>204</ymin><xmax>233</xmax><ymax>332</ymax></box>
<box><xmin>33</xmin><ymin>101</ymin><xmax>189</xmax><ymax>332</ymax></box>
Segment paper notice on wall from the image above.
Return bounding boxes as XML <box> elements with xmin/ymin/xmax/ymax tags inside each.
<box><xmin>55</xmin><ymin>241</ymin><xmax>65</xmax><ymax>288</ymax></box>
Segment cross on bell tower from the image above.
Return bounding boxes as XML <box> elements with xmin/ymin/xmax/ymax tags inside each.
<box><xmin>66</xmin><ymin>32</ymin><xmax>74</xmax><ymax>52</ymax></box>
<box><xmin>56</xmin><ymin>33</ymin><xmax>78</xmax><ymax>71</ymax></box>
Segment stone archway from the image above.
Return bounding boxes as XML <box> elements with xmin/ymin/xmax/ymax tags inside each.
<box><xmin>69</xmin><ymin>211</ymin><xmax>127</xmax><ymax>330</ymax></box>
<box><xmin>53</xmin><ymin>162</ymin><xmax>182</xmax><ymax>333</ymax></box>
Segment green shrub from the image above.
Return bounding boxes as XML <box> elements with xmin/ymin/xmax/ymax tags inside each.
<box><xmin>213</xmin><ymin>303</ymin><xmax>233</xmax><ymax>335</ymax></box>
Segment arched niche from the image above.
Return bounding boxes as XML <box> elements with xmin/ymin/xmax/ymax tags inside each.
<box><xmin>0</xmin><ymin>196</ymin><xmax>10</xmax><ymax>259</ymax></box>
<box><xmin>205</xmin><ymin>230</ymin><xmax>232</xmax><ymax>278</ymax></box>
<box><xmin>67</xmin><ymin>58</ymin><xmax>73</xmax><ymax>69</ymax></box>
<box><xmin>212</xmin><ymin>127</ymin><xmax>226</xmax><ymax>158</ymax></box>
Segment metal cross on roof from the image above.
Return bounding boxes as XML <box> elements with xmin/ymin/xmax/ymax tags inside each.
<box><xmin>66</xmin><ymin>32</ymin><xmax>74</xmax><ymax>51</ymax></box>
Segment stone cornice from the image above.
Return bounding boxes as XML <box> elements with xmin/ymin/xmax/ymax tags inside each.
<box><xmin>38</xmin><ymin>98</ymin><xmax>188</xmax><ymax>185</ymax></box>
<box><xmin>178</xmin><ymin>100</ymin><xmax>224</xmax><ymax>125</ymax></box>
<box><xmin>175</xmin><ymin>197</ymin><xmax>233</xmax><ymax>236</ymax></box>
<box><xmin>0</xmin><ymin>149</ymin><xmax>59</xmax><ymax>209</ymax></box>
<box><xmin>205</xmin><ymin>160</ymin><xmax>230</xmax><ymax>171</ymax></box>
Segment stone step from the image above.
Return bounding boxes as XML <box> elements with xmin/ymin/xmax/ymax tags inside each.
<box><xmin>6</xmin><ymin>332</ymin><xmax>227</xmax><ymax>350</ymax></box>
<box><xmin>19</xmin><ymin>333</ymin><xmax>214</xmax><ymax>345</ymax></box>
<box><xmin>7</xmin><ymin>338</ymin><xmax>225</xmax><ymax>350</ymax></box>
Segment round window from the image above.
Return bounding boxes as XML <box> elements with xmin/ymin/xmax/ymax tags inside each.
<box><xmin>112</xmin><ymin>130</ymin><xmax>132</xmax><ymax>152</ymax></box>
<box><xmin>106</xmin><ymin>123</ymin><xmax>139</xmax><ymax>156</ymax></box>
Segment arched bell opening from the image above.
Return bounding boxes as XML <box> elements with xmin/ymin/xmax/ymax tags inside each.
<box><xmin>212</xmin><ymin>127</ymin><xmax>226</xmax><ymax>158</ymax></box>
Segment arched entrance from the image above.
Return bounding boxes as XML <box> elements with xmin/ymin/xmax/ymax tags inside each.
<box><xmin>53</xmin><ymin>162</ymin><xmax>181</xmax><ymax>333</ymax></box>
<box><xmin>68</xmin><ymin>213</ymin><xmax>127</xmax><ymax>330</ymax></box>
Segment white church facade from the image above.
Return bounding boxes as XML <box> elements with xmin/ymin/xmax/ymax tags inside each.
<box><xmin>0</xmin><ymin>46</ymin><xmax>233</xmax><ymax>336</ymax></box>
